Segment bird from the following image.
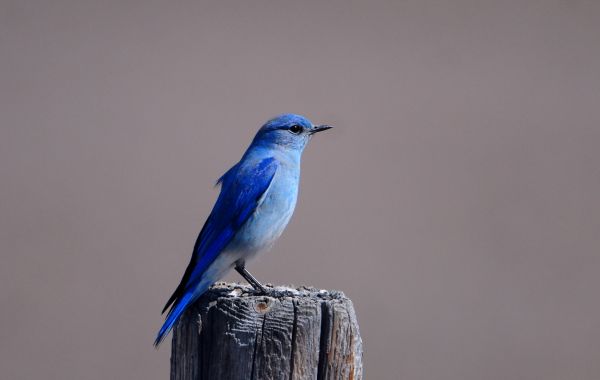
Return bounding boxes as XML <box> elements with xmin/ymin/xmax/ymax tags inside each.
<box><xmin>155</xmin><ymin>113</ymin><xmax>332</xmax><ymax>346</ymax></box>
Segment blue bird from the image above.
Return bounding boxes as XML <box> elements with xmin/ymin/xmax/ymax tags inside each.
<box><xmin>155</xmin><ymin>114</ymin><xmax>332</xmax><ymax>346</ymax></box>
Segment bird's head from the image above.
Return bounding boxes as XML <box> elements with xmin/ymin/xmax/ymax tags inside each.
<box><xmin>250</xmin><ymin>114</ymin><xmax>332</xmax><ymax>152</ymax></box>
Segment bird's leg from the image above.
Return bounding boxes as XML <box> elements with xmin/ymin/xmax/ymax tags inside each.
<box><xmin>235</xmin><ymin>264</ymin><xmax>267</xmax><ymax>294</ymax></box>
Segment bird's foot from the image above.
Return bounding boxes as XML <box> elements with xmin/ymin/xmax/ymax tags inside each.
<box><xmin>235</xmin><ymin>265</ymin><xmax>269</xmax><ymax>295</ymax></box>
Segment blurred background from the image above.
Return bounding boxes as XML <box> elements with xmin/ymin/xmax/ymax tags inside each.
<box><xmin>2</xmin><ymin>1</ymin><xmax>600</xmax><ymax>379</ymax></box>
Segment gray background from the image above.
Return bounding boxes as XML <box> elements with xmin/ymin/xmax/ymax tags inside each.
<box><xmin>2</xmin><ymin>1</ymin><xmax>600</xmax><ymax>379</ymax></box>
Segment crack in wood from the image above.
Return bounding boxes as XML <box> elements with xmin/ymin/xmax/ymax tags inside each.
<box><xmin>316</xmin><ymin>301</ymin><xmax>331</xmax><ymax>380</ymax></box>
<box><xmin>251</xmin><ymin>311</ymin><xmax>268</xmax><ymax>380</ymax></box>
<box><xmin>288</xmin><ymin>299</ymin><xmax>299</xmax><ymax>380</ymax></box>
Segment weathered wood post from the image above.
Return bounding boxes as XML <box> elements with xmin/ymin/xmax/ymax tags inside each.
<box><xmin>171</xmin><ymin>283</ymin><xmax>363</xmax><ymax>380</ymax></box>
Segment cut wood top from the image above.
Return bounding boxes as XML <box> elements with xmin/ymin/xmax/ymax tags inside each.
<box><xmin>171</xmin><ymin>282</ymin><xmax>363</xmax><ymax>380</ymax></box>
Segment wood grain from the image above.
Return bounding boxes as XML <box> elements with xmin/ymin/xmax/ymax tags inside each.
<box><xmin>170</xmin><ymin>283</ymin><xmax>362</xmax><ymax>380</ymax></box>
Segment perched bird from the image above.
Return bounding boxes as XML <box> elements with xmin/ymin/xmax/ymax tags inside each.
<box><xmin>155</xmin><ymin>114</ymin><xmax>332</xmax><ymax>346</ymax></box>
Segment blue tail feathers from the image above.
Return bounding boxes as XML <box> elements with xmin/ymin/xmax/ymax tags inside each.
<box><xmin>154</xmin><ymin>292</ymin><xmax>195</xmax><ymax>347</ymax></box>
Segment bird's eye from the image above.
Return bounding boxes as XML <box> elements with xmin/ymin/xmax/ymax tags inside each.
<box><xmin>289</xmin><ymin>125</ymin><xmax>303</xmax><ymax>134</ymax></box>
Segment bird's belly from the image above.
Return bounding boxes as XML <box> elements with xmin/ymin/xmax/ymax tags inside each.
<box><xmin>227</xmin><ymin>179</ymin><xmax>298</xmax><ymax>260</ymax></box>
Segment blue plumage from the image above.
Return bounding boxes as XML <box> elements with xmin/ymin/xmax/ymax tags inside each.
<box><xmin>155</xmin><ymin>114</ymin><xmax>332</xmax><ymax>346</ymax></box>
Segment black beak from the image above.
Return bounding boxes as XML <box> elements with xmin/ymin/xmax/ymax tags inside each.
<box><xmin>309</xmin><ymin>124</ymin><xmax>333</xmax><ymax>135</ymax></box>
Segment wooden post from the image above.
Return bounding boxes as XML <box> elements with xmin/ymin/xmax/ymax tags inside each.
<box><xmin>170</xmin><ymin>283</ymin><xmax>363</xmax><ymax>380</ymax></box>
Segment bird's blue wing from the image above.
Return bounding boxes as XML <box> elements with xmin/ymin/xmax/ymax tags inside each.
<box><xmin>155</xmin><ymin>157</ymin><xmax>278</xmax><ymax>346</ymax></box>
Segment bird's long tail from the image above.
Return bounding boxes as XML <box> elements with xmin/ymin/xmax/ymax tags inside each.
<box><xmin>154</xmin><ymin>282</ymin><xmax>210</xmax><ymax>347</ymax></box>
<box><xmin>155</xmin><ymin>256</ymin><xmax>235</xmax><ymax>347</ymax></box>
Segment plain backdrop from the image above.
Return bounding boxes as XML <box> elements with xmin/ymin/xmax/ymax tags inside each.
<box><xmin>2</xmin><ymin>1</ymin><xmax>600</xmax><ymax>379</ymax></box>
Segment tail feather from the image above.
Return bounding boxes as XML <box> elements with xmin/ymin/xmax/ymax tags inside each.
<box><xmin>155</xmin><ymin>256</ymin><xmax>235</xmax><ymax>347</ymax></box>
<box><xmin>154</xmin><ymin>292</ymin><xmax>195</xmax><ymax>347</ymax></box>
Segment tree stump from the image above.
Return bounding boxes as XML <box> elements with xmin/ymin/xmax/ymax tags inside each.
<box><xmin>170</xmin><ymin>283</ymin><xmax>363</xmax><ymax>380</ymax></box>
